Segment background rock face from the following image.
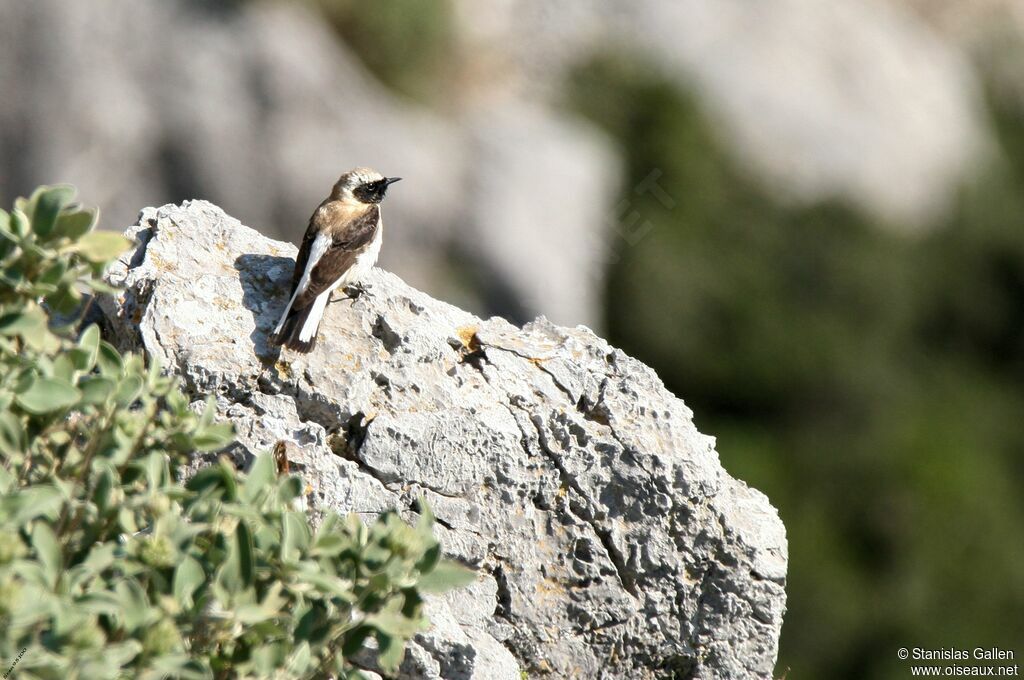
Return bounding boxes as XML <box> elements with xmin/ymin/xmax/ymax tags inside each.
<box><xmin>0</xmin><ymin>0</ymin><xmax>618</xmax><ymax>329</ymax></box>
<box><xmin>99</xmin><ymin>200</ymin><xmax>787</xmax><ymax>679</ymax></box>
<box><xmin>1</xmin><ymin>0</ymin><xmax>994</xmax><ymax>333</ymax></box>
<box><xmin>455</xmin><ymin>0</ymin><xmax>987</xmax><ymax>228</ymax></box>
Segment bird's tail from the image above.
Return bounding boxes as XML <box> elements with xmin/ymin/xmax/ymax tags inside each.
<box><xmin>270</xmin><ymin>299</ymin><xmax>320</xmax><ymax>354</ymax></box>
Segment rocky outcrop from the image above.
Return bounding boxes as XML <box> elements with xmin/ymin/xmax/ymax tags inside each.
<box><xmin>98</xmin><ymin>200</ymin><xmax>787</xmax><ymax>679</ymax></box>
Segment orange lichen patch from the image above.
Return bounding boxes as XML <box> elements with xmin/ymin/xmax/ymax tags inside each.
<box><xmin>535</xmin><ymin>577</ymin><xmax>567</xmax><ymax>602</ymax></box>
<box><xmin>332</xmin><ymin>352</ymin><xmax>362</xmax><ymax>371</ymax></box>
<box><xmin>275</xmin><ymin>360</ymin><xmax>292</xmax><ymax>380</ymax></box>
<box><xmin>149</xmin><ymin>252</ymin><xmax>172</xmax><ymax>273</ymax></box>
<box><xmin>456</xmin><ymin>325</ymin><xmax>481</xmax><ymax>352</ymax></box>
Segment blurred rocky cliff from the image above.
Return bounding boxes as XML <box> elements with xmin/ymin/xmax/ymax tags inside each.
<box><xmin>0</xmin><ymin>0</ymin><xmax>618</xmax><ymax>330</ymax></box>
<box><xmin>0</xmin><ymin>0</ymin><xmax>1006</xmax><ymax>330</ymax></box>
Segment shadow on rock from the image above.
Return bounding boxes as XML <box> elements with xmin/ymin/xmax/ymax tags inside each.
<box><xmin>234</xmin><ymin>253</ymin><xmax>293</xmax><ymax>364</ymax></box>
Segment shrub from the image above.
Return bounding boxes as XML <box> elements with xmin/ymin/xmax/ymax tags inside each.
<box><xmin>0</xmin><ymin>186</ymin><xmax>471</xmax><ymax>679</ymax></box>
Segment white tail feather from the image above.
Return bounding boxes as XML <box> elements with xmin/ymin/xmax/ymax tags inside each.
<box><xmin>298</xmin><ymin>292</ymin><xmax>330</xmax><ymax>343</ymax></box>
<box><xmin>274</xmin><ymin>232</ymin><xmax>333</xmax><ymax>336</ymax></box>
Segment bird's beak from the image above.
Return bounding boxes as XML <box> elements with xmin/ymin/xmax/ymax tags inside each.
<box><xmin>384</xmin><ymin>177</ymin><xmax>402</xmax><ymax>186</ymax></box>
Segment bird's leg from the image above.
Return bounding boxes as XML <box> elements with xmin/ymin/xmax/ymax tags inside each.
<box><xmin>328</xmin><ymin>284</ymin><xmax>366</xmax><ymax>306</ymax></box>
<box><xmin>342</xmin><ymin>283</ymin><xmax>366</xmax><ymax>300</ymax></box>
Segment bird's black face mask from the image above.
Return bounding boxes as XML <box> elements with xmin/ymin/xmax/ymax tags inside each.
<box><xmin>355</xmin><ymin>177</ymin><xmax>401</xmax><ymax>204</ymax></box>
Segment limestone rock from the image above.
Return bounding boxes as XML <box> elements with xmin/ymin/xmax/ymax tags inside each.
<box><xmin>99</xmin><ymin>200</ymin><xmax>788</xmax><ymax>679</ymax></box>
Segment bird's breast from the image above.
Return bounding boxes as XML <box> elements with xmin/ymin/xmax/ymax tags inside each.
<box><xmin>345</xmin><ymin>223</ymin><xmax>382</xmax><ymax>285</ymax></box>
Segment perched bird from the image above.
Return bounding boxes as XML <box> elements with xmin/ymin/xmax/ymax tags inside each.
<box><xmin>271</xmin><ymin>167</ymin><xmax>400</xmax><ymax>353</ymax></box>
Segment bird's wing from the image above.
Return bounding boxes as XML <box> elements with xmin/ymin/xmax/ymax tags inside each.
<box><xmin>289</xmin><ymin>213</ymin><xmax>321</xmax><ymax>293</ymax></box>
<box><xmin>292</xmin><ymin>204</ymin><xmax>380</xmax><ymax>310</ymax></box>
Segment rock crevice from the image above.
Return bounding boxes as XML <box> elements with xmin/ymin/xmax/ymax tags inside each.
<box><xmin>100</xmin><ymin>200</ymin><xmax>787</xmax><ymax>680</ymax></box>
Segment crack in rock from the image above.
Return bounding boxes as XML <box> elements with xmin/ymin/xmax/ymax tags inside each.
<box><xmin>522</xmin><ymin>404</ymin><xmax>639</xmax><ymax>598</ymax></box>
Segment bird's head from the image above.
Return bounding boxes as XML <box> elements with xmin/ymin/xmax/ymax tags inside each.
<box><xmin>332</xmin><ymin>167</ymin><xmax>402</xmax><ymax>205</ymax></box>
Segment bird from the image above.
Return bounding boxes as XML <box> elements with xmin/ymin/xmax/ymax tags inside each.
<box><xmin>270</xmin><ymin>167</ymin><xmax>401</xmax><ymax>353</ymax></box>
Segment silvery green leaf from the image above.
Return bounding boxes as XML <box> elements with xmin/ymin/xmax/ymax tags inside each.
<box><xmin>416</xmin><ymin>559</ymin><xmax>477</xmax><ymax>594</ymax></box>
<box><xmin>15</xmin><ymin>376</ymin><xmax>81</xmax><ymax>414</ymax></box>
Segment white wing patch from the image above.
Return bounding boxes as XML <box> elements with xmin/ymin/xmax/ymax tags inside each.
<box><xmin>296</xmin><ymin>232</ymin><xmax>333</xmax><ymax>296</ymax></box>
<box><xmin>273</xmin><ymin>232</ymin><xmax>332</xmax><ymax>335</ymax></box>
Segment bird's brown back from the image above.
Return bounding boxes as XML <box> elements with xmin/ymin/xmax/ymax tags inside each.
<box><xmin>288</xmin><ymin>198</ymin><xmax>380</xmax><ymax>309</ymax></box>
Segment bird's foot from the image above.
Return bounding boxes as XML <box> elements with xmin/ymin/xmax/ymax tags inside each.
<box><xmin>343</xmin><ymin>283</ymin><xmax>366</xmax><ymax>300</ymax></box>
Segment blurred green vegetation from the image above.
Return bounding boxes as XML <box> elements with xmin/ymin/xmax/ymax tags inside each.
<box><xmin>568</xmin><ymin>54</ymin><xmax>1024</xmax><ymax>678</ymax></box>
<box><xmin>314</xmin><ymin>0</ymin><xmax>456</xmax><ymax>104</ymax></box>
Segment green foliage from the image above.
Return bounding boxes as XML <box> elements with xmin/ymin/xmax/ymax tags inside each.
<box><xmin>314</xmin><ymin>0</ymin><xmax>456</xmax><ymax>104</ymax></box>
<box><xmin>0</xmin><ymin>186</ymin><xmax>474</xmax><ymax>678</ymax></box>
<box><xmin>570</xmin><ymin>55</ymin><xmax>1024</xmax><ymax>679</ymax></box>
